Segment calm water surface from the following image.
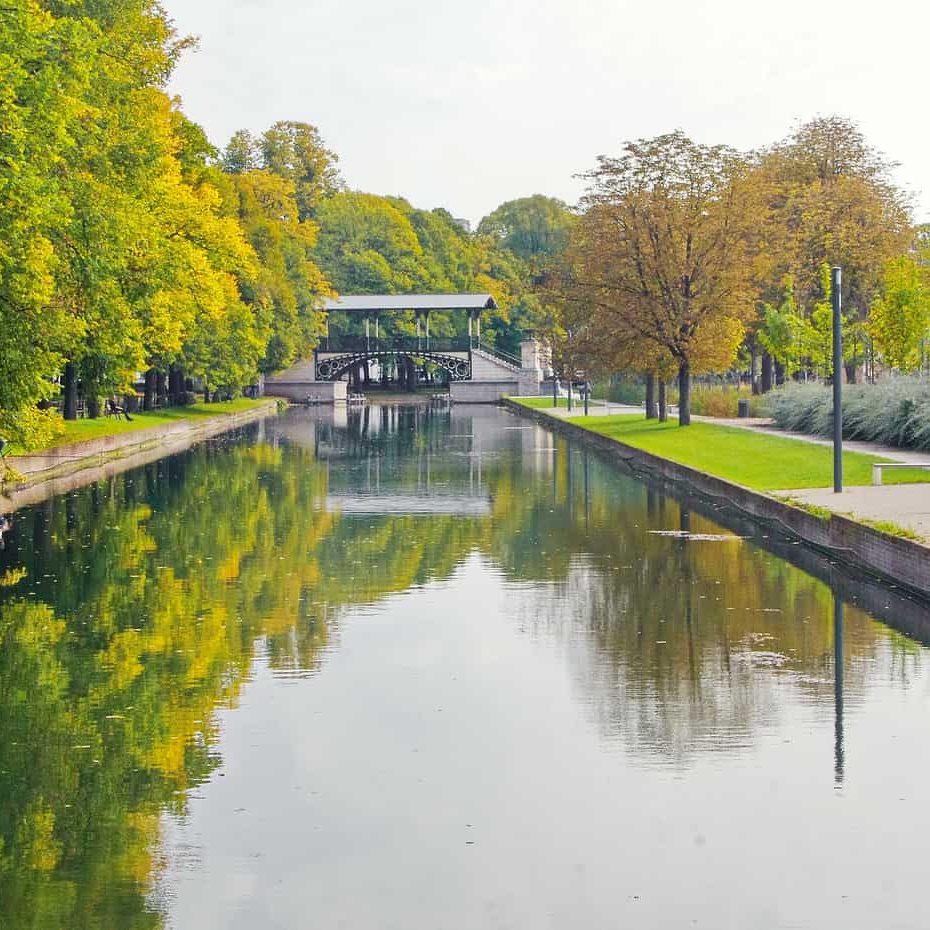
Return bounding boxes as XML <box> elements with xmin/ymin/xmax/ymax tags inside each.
<box><xmin>2</xmin><ymin>405</ymin><xmax>930</xmax><ymax>929</ymax></box>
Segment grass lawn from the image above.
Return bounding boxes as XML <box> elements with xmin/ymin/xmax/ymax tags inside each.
<box><xmin>519</xmin><ymin>406</ymin><xmax>929</xmax><ymax>490</ymax></box>
<box><xmin>515</xmin><ymin>396</ymin><xmax>604</xmax><ymax>410</ymax></box>
<box><xmin>18</xmin><ymin>398</ymin><xmax>273</xmax><ymax>453</ymax></box>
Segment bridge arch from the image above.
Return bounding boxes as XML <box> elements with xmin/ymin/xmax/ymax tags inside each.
<box><xmin>316</xmin><ymin>350</ymin><xmax>471</xmax><ymax>382</ymax></box>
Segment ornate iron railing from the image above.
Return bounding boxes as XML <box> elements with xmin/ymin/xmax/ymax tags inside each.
<box><xmin>316</xmin><ymin>351</ymin><xmax>471</xmax><ymax>382</ymax></box>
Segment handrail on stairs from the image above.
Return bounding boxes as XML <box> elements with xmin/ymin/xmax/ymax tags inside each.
<box><xmin>476</xmin><ymin>342</ymin><xmax>522</xmax><ymax>368</ymax></box>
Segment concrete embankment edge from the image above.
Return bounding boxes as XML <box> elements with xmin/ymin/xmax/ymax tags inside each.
<box><xmin>1</xmin><ymin>399</ymin><xmax>278</xmax><ymax>512</ymax></box>
<box><xmin>502</xmin><ymin>399</ymin><xmax>930</xmax><ymax>599</ymax></box>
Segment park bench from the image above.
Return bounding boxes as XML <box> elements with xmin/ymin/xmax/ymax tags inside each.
<box><xmin>872</xmin><ymin>462</ymin><xmax>930</xmax><ymax>485</ymax></box>
<box><xmin>105</xmin><ymin>397</ymin><xmax>133</xmax><ymax>421</ymax></box>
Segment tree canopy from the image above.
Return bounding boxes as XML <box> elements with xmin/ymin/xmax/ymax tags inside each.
<box><xmin>557</xmin><ymin>132</ymin><xmax>758</xmax><ymax>424</ymax></box>
<box><xmin>1</xmin><ymin>2</ymin><xmax>926</xmax><ymax>447</ymax></box>
<box><xmin>545</xmin><ymin>118</ymin><xmax>924</xmax><ymax>418</ymax></box>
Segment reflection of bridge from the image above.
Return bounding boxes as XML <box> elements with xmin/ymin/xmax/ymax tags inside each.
<box><xmin>326</xmin><ymin>493</ymin><xmax>491</xmax><ymax>516</ymax></box>
<box><xmin>265</xmin><ymin>294</ymin><xmax>545</xmax><ymax>404</ymax></box>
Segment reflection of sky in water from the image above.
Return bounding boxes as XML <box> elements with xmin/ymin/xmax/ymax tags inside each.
<box><xmin>2</xmin><ymin>404</ymin><xmax>930</xmax><ymax>929</ymax></box>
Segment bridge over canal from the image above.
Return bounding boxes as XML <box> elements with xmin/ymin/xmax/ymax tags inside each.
<box><xmin>265</xmin><ymin>294</ymin><xmax>545</xmax><ymax>404</ymax></box>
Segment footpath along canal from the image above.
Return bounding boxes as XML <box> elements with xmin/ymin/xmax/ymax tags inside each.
<box><xmin>1</xmin><ymin>403</ymin><xmax>930</xmax><ymax>929</ymax></box>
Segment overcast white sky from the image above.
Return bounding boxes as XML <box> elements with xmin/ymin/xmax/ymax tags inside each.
<box><xmin>167</xmin><ymin>0</ymin><xmax>929</xmax><ymax>227</ymax></box>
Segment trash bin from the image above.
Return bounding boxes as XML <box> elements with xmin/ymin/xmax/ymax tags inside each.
<box><xmin>737</xmin><ymin>399</ymin><xmax>750</xmax><ymax>418</ymax></box>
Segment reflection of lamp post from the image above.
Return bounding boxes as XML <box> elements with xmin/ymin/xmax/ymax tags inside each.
<box><xmin>834</xmin><ymin>592</ymin><xmax>845</xmax><ymax>786</ymax></box>
<box><xmin>583</xmin><ymin>450</ymin><xmax>590</xmax><ymax>533</ymax></box>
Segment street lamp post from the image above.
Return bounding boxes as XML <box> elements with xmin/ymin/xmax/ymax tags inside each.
<box><xmin>832</xmin><ymin>266</ymin><xmax>843</xmax><ymax>494</ymax></box>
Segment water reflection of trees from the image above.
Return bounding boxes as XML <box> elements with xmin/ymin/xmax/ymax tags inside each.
<box><xmin>0</xmin><ymin>423</ymin><xmax>500</xmax><ymax>927</ymax></box>
<box><xmin>0</xmin><ymin>408</ymin><xmax>926</xmax><ymax>927</ymax></box>
<box><xmin>496</xmin><ymin>448</ymin><xmax>925</xmax><ymax>765</ymax></box>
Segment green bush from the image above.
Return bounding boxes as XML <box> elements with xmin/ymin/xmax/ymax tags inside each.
<box><xmin>764</xmin><ymin>378</ymin><xmax>930</xmax><ymax>451</ymax></box>
<box><xmin>596</xmin><ymin>378</ymin><xmax>646</xmax><ymax>406</ymax></box>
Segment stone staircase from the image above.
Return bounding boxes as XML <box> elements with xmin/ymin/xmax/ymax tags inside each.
<box><xmin>472</xmin><ymin>345</ymin><xmax>523</xmax><ymax>375</ymax></box>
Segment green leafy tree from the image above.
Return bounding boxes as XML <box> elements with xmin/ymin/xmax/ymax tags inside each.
<box><xmin>0</xmin><ymin>3</ymin><xmax>91</xmax><ymax>445</ymax></box>
<box><xmin>477</xmin><ymin>195</ymin><xmax>574</xmax><ymax>269</ymax></box>
<box><xmin>259</xmin><ymin>120</ymin><xmax>341</xmax><ymax>220</ymax></box>
<box><xmin>750</xmin><ymin>116</ymin><xmax>912</xmax><ymax>384</ymax></box>
<box><xmin>219</xmin><ymin>166</ymin><xmax>330</xmax><ymax>372</ymax></box>
<box><xmin>869</xmin><ymin>255</ymin><xmax>930</xmax><ymax>372</ymax></box>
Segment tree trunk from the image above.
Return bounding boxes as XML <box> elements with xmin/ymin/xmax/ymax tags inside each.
<box><xmin>774</xmin><ymin>360</ymin><xmax>786</xmax><ymax>386</ymax></box>
<box><xmin>845</xmin><ymin>363</ymin><xmax>857</xmax><ymax>385</ymax></box>
<box><xmin>168</xmin><ymin>365</ymin><xmax>184</xmax><ymax>405</ymax></box>
<box><xmin>86</xmin><ymin>392</ymin><xmax>101</xmax><ymax>419</ymax></box>
<box><xmin>156</xmin><ymin>370</ymin><xmax>168</xmax><ymax>407</ymax></box>
<box><xmin>203</xmin><ymin>385</ymin><xmax>210</xmax><ymax>403</ymax></box>
<box><xmin>63</xmin><ymin>363</ymin><xmax>78</xmax><ymax>420</ymax></box>
<box><xmin>143</xmin><ymin>369</ymin><xmax>157</xmax><ymax>411</ymax></box>
<box><xmin>761</xmin><ymin>352</ymin><xmax>774</xmax><ymax>394</ymax></box>
<box><xmin>645</xmin><ymin>373</ymin><xmax>658</xmax><ymax>419</ymax></box>
<box><xmin>677</xmin><ymin>361</ymin><xmax>691</xmax><ymax>426</ymax></box>
<box><xmin>658</xmin><ymin>380</ymin><xmax>668</xmax><ymax>422</ymax></box>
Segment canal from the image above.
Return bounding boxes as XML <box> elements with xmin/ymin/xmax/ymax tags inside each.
<box><xmin>1</xmin><ymin>404</ymin><xmax>929</xmax><ymax>929</ymax></box>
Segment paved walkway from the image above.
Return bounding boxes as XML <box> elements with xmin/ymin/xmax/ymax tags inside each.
<box><xmin>781</xmin><ymin>484</ymin><xmax>930</xmax><ymax>540</ymax></box>
<box><xmin>536</xmin><ymin>401</ymin><xmax>930</xmax><ymax>541</ymax></box>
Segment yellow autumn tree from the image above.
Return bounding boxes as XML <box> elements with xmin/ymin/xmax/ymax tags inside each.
<box><xmin>556</xmin><ymin>133</ymin><xmax>759</xmax><ymax>424</ymax></box>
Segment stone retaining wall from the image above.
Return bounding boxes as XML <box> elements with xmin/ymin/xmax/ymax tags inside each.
<box><xmin>2</xmin><ymin>400</ymin><xmax>278</xmax><ymax>506</ymax></box>
<box><xmin>265</xmin><ymin>380</ymin><xmax>347</xmax><ymax>404</ymax></box>
<box><xmin>451</xmin><ymin>381</ymin><xmax>520</xmax><ymax>404</ymax></box>
<box><xmin>503</xmin><ymin>399</ymin><xmax>930</xmax><ymax>598</ymax></box>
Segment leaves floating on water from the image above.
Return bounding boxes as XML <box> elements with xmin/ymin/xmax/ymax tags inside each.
<box><xmin>647</xmin><ymin>531</ymin><xmax>746</xmax><ymax>541</ymax></box>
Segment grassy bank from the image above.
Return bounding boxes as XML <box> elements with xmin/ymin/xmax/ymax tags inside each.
<box><xmin>511</xmin><ymin>401</ymin><xmax>929</xmax><ymax>490</ymax></box>
<box><xmin>17</xmin><ymin>398</ymin><xmax>274</xmax><ymax>453</ymax></box>
<box><xmin>516</xmin><ymin>396</ymin><xmax>605</xmax><ymax>410</ymax></box>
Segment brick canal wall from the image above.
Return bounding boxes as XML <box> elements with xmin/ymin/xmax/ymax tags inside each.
<box><xmin>502</xmin><ymin>399</ymin><xmax>930</xmax><ymax>599</ymax></box>
<box><xmin>1</xmin><ymin>399</ymin><xmax>278</xmax><ymax>512</ymax></box>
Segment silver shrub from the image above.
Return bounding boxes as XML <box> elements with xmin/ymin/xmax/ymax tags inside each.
<box><xmin>764</xmin><ymin>377</ymin><xmax>930</xmax><ymax>451</ymax></box>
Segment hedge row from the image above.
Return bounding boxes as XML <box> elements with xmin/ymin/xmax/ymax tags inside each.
<box><xmin>764</xmin><ymin>378</ymin><xmax>930</xmax><ymax>451</ymax></box>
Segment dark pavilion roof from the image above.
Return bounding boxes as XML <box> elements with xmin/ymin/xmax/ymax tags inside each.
<box><xmin>322</xmin><ymin>294</ymin><xmax>497</xmax><ymax>313</ymax></box>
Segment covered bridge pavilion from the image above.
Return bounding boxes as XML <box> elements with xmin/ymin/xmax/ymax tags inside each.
<box><xmin>320</xmin><ymin>293</ymin><xmax>498</xmax><ymax>352</ymax></box>
<box><xmin>264</xmin><ymin>293</ymin><xmax>544</xmax><ymax>403</ymax></box>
